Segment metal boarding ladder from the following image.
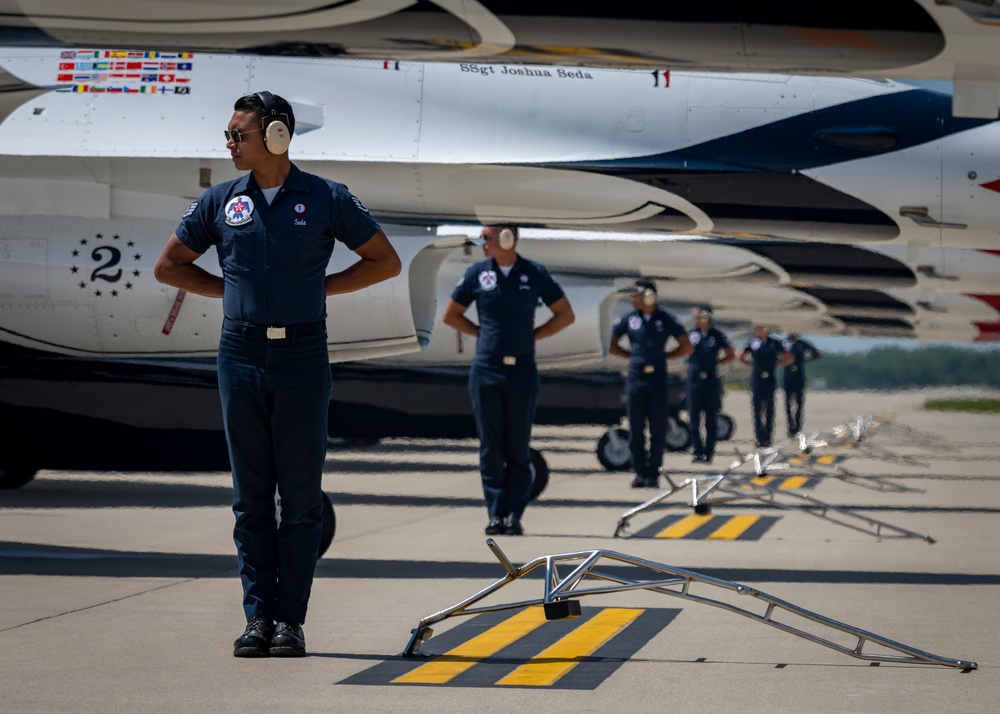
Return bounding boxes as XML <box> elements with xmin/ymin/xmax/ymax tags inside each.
<box><xmin>402</xmin><ymin>540</ymin><xmax>976</xmax><ymax>670</ymax></box>
<box><xmin>613</xmin><ymin>419</ymin><xmax>934</xmax><ymax>540</ymax></box>
<box><xmin>613</xmin><ymin>466</ymin><xmax>934</xmax><ymax>542</ymax></box>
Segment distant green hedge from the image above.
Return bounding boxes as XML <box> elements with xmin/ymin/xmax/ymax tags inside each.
<box><xmin>924</xmin><ymin>398</ymin><xmax>1000</xmax><ymax>414</ymax></box>
<box><xmin>807</xmin><ymin>346</ymin><xmax>1000</xmax><ymax>390</ymax></box>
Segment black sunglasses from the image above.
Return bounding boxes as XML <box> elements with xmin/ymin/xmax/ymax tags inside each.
<box><xmin>224</xmin><ymin>127</ymin><xmax>263</xmax><ymax>143</ymax></box>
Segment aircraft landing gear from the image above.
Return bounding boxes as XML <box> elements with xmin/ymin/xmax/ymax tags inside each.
<box><xmin>664</xmin><ymin>417</ymin><xmax>691</xmax><ymax>452</ymax></box>
<box><xmin>529</xmin><ymin>447</ymin><xmax>549</xmax><ymax>501</ymax></box>
<box><xmin>716</xmin><ymin>413</ymin><xmax>736</xmax><ymax>441</ymax></box>
<box><xmin>595</xmin><ymin>418</ymin><xmax>692</xmax><ymax>472</ymax></box>
<box><xmin>276</xmin><ymin>490</ymin><xmax>337</xmax><ymax>557</ymax></box>
<box><xmin>596</xmin><ymin>427</ymin><xmax>632</xmax><ymax>471</ymax></box>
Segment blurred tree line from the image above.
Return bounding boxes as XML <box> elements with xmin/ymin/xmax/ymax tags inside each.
<box><xmin>806</xmin><ymin>346</ymin><xmax>1000</xmax><ymax>390</ymax></box>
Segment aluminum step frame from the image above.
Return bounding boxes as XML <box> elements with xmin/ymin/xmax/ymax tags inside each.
<box><xmin>402</xmin><ymin>540</ymin><xmax>976</xmax><ymax>670</ymax></box>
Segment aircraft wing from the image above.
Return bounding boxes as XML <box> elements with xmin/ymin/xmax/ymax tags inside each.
<box><xmin>0</xmin><ymin>49</ymin><xmax>998</xmax><ymax>356</ymax></box>
<box><xmin>0</xmin><ymin>2</ymin><xmax>999</xmax><ymax>116</ymax></box>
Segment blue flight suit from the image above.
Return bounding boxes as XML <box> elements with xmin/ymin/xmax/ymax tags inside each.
<box><xmin>742</xmin><ymin>335</ymin><xmax>787</xmax><ymax>447</ymax></box>
<box><xmin>782</xmin><ymin>336</ymin><xmax>818</xmax><ymax>436</ymax></box>
<box><xmin>451</xmin><ymin>257</ymin><xmax>565</xmax><ymax>523</ymax></box>
<box><xmin>612</xmin><ymin>308</ymin><xmax>686</xmax><ymax>482</ymax></box>
<box><xmin>176</xmin><ymin>163</ymin><xmax>379</xmax><ymax>626</ymax></box>
<box><xmin>686</xmin><ymin>326</ymin><xmax>731</xmax><ymax>460</ymax></box>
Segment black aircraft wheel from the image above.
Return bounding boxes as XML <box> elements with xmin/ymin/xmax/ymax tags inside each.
<box><xmin>318</xmin><ymin>492</ymin><xmax>336</xmax><ymax>557</ymax></box>
<box><xmin>596</xmin><ymin>427</ymin><xmax>631</xmax><ymax>471</ymax></box>
<box><xmin>716</xmin><ymin>413</ymin><xmax>736</xmax><ymax>441</ymax></box>
<box><xmin>665</xmin><ymin>418</ymin><xmax>691</xmax><ymax>452</ymax></box>
<box><xmin>0</xmin><ymin>463</ymin><xmax>38</xmax><ymax>489</ymax></box>
<box><xmin>528</xmin><ymin>448</ymin><xmax>549</xmax><ymax>501</ymax></box>
<box><xmin>694</xmin><ymin>503</ymin><xmax>712</xmax><ymax>516</ymax></box>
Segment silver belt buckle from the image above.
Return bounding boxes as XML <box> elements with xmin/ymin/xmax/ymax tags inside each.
<box><xmin>502</xmin><ymin>355</ymin><xmax>516</xmax><ymax>366</ymax></box>
<box><xmin>791</xmin><ymin>365</ymin><xmax>798</xmax><ymax>372</ymax></box>
<box><xmin>699</xmin><ymin>371</ymin><xmax>708</xmax><ymax>379</ymax></box>
<box><xmin>643</xmin><ymin>365</ymin><xmax>655</xmax><ymax>374</ymax></box>
<box><xmin>761</xmin><ymin>371</ymin><xmax>769</xmax><ymax>379</ymax></box>
<box><xmin>266</xmin><ymin>326</ymin><xmax>286</xmax><ymax>340</ymax></box>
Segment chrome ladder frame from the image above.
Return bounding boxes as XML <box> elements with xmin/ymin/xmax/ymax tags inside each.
<box><xmin>613</xmin><ymin>415</ymin><xmax>935</xmax><ymax>541</ymax></box>
<box><xmin>402</xmin><ymin>540</ymin><xmax>976</xmax><ymax>670</ymax></box>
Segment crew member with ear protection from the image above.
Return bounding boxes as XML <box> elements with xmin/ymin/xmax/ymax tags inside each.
<box><xmin>609</xmin><ymin>280</ymin><xmax>692</xmax><ymax>488</ymax></box>
<box><xmin>781</xmin><ymin>332</ymin><xmax>821</xmax><ymax>436</ymax></box>
<box><xmin>738</xmin><ymin>324</ymin><xmax>793</xmax><ymax>448</ymax></box>
<box><xmin>443</xmin><ymin>224</ymin><xmax>575</xmax><ymax>536</ymax></box>
<box><xmin>686</xmin><ymin>309</ymin><xmax>735</xmax><ymax>464</ymax></box>
<box><xmin>154</xmin><ymin>91</ymin><xmax>402</xmax><ymax>659</ymax></box>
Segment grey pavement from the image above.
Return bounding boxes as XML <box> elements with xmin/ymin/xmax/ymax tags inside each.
<box><xmin>1</xmin><ymin>387</ymin><xmax>997</xmax><ymax>713</ymax></box>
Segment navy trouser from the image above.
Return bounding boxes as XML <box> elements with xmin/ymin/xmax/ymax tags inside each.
<box><xmin>687</xmin><ymin>376</ymin><xmax>721</xmax><ymax>459</ymax></box>
<box><xmin>468</xmin><ymin>360</ymin><xmax>540</xmax><ymax>521</ymax></box>
<box><xmin>626</xmin><ymin>372</ymin><xmax>668</xmax><ymax>480</ymax></box>
<box><xmin>750</xmin><ymin>376</ymin><xmax>777</xmax><ymax>447</ymax></box>
<box><xmin>217</xmin><ymin>329</ymin><xmax>331</xmax><ymax>625</ymax></box>
<box><xmin>783</xmin><ymin>375</ymin><xmax>805</xmax><ymax>436</ymax></box>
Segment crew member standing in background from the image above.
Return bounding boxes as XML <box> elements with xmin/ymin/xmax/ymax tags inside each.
<box><xmin>443</xmin><ymin>224</ymin><xmax>574</xmax><ymax>536</ymax></box>
<box><xmin>686</xmin><ymin>309</ymin><xmax>735</xmax><ymax>464</ymax></box>
<box><xmin>738</xmin><ymin>324</ymin><xmax>793</xmax><ymax>448</ymax></box>
<box><xmin>782</xmin><ymin>332</ymin><xmax>822</xmax><ymax>437</ymax></box>
<box><xmin>609</xmin><ymin>280</ymin><xmax>692</xmax><ymax>488</ymax></box>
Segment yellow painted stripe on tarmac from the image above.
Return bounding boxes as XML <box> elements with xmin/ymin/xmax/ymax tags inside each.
<box><xmin>779</xmin><ymin>476</ymin><xmax>809</xmax><ymax>490</ymax></box>
<box><xmin>655</xmin><ymin>513</ymin><xmax>713</xmax><ymax>538</ymax></box>
<box><xmin>746</xmin><ymin>475</ymin><xmax>775</xmax><ymax>488</ymax></box>
<box><xmin>707</xmin><ymin>515</ymin><xmax>760</xmax><ymax>540</ymax></box>
<box><xmin>393</xmin><ymin>607</ymin><xmax>549</xmax><ymax>684</ymax></box>
<box><xmin>817</xmin><ymin>454</ymin><xmax>837</xmax><ymax>465</ymax></box>
<box><xmin>497</xmin><ymin>608</ymin><xmax>644</xmax><ymax>687</ymax></box>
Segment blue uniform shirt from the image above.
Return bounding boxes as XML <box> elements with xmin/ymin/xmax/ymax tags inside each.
<box><xmin>687</xmin><ymin>326</ymin><xmax>731</xmax><ymax>379</ymax></box>
<box><xmin>451</xmin><ymin>256</ymin><xmax>565</xmax><ymax>361</ymax></box>
<box><xmin>611</xmin><ymin>308</ymin><xmax>686</xmax><ymax>376</ymax></box>
<box><xmin>782</xmin><ymin>337</ymin><xmax>818</xmax><ymax>374</ymax></box>
<box><xmin>175</xmin><ymin>163</ymin><xmax>380</xmax><ymax>327</ymax></box>
<box><xmin>743</xmin><ymin>335</ymin><xmax>786</xmax><ymax>379</ymax></box>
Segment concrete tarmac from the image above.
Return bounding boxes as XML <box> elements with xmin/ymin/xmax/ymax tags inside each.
<box><xmin>1</xmin><ymin>387</ymin><xmax>998</xmax><ymax>713</ymax></box>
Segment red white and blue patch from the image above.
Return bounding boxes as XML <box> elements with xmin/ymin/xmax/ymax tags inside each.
<box><xmin>294</xmin><ymin>203</ymin><xmax>306</xmax><ymax>214</ymax></box>
<box><xmin>628</xmin><ymin>315</ymin><xmax>642</xmax><ymax>331</ymax></box>
<box><xmin>224</xmin><ymin>195</ymin><xmax>255</xmax><ymax>226</ymax></box>
<box><xmin>478</xmin><ymin>270</ymin><xmax>498</xmax><ymax>291</ymax></box>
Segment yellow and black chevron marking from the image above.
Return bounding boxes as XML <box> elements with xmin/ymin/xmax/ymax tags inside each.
<box><xmin>740</xmin><ymin>474</ymin><xmax>820</xmax><ymax>490</ymax></box>
<box><xmin>340</xmin><ymin>606</ymin><xmax>679</xmax><ymax>689</ymax></box>
<box><xmin>632</xmin><ymin>513</ymin><xmax>779</xmax><ymax>540</ymax></box>
<box><xmin>785</xmin><ymin>453</ymin><xmax>849</xmax><ymax>467</ymax></box>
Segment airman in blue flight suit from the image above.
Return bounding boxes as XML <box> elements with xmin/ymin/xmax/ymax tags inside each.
<box><xmin>443</xmin><ymin>225</ymin><xmax>575</xmax><ymax>536</ymax></box>
<box><xmin>155</xmin><ymin>92</ymin><xmax>401</xmax><ymax>658</ymax></box>
<box><xmin>609</xmin><ymin>281</ymin><xmax>692</xmax><ymax>488</ymax></box>
<box><xmin>686</xmin><ymin>310</ymin><xmax>735</xmax><ymax>464</ymax></box>
<box><xmin>738</xmin><ymin>324</ymin><xmax>793</xmax><ymax>448</ymax></box>
<box><xmin>782</xmin><ymin>332</ymin><xmax>822</xmax><ymax>436</ymax></box>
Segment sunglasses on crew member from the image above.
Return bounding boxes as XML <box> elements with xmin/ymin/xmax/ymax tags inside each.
<box><xmin>224</xmin><ymin>127</ymin><xmax>263</xmax><ymax>143</ymax></box>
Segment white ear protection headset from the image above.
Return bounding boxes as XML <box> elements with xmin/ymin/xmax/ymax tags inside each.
<box><xmin>642</xmin><ymin>288</ymin><xmax>656</xmax><ymax>307</ymax></box>
<box><xmin>255</xmin><ymin>91</ymin><xmax>291</xmax><ymax>155</ymax></box>
<box><xmin>498</xmin><ymin>227</ymin><xmax>516</xmax><ymax>250</ymax></box>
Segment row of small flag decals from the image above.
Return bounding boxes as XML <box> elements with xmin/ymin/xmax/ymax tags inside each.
<box><xmin>55</xmin><ymin>49</ymin><xmax>193</xmax><ymax>94</ymax></box>
<box><xmin>341</xmin><ymin>607</ymin><xmax>680</xmax><ymax>689</ymax></box>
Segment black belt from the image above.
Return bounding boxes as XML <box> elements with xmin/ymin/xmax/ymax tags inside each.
<box><xmin>223</xmin><ymin>318</ymin><xmax>326</xmax><ymax>341</ymax></box>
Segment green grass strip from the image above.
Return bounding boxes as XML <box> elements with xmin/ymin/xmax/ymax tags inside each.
<box><xmin>924</xmin><ymin>398</ymin><xmax>1000</xmax><ymax>414</ymax></box>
